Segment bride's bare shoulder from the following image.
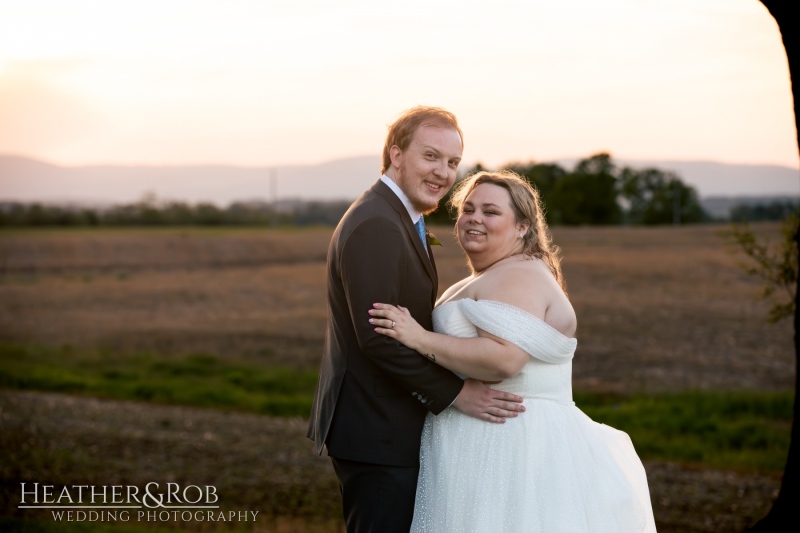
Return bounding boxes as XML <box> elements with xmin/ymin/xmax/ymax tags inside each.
<box><xmin>473</xmin><ymin>258</ymin><xmax>562</xmax><ymax>318</ymax></box>
<box><xmin>478</xmin><ymin>258</ymin><xmax>576</xmax><ymax>336</ymax></box>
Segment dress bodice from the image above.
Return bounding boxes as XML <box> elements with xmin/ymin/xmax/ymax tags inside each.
<box><xmin>432</xmin><ymin>299</ymin><xmax>577</xmax><ymax>404</ymax></box>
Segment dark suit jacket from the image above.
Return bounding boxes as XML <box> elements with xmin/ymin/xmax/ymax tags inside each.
<box><xmin>307</xmin><ymin>179</ymin><xmax>465</xmax><ymax>467</ymax></box>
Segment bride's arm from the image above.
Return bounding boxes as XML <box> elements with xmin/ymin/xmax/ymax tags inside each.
<box><xmin>369</xmin><ymin>303</ymin><xmax>530</xmax><ymax>381</ymax></box>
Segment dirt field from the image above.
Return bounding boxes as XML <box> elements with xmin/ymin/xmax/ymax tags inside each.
<box><xmin>0</xmin><ymin>224</ymin><xmax>793</xmax><ymax>391</ymax></box>
<box><xmin>0</xmin><ymin>224</ymin><xmax>794</xmax><ymax>531</ymax></box>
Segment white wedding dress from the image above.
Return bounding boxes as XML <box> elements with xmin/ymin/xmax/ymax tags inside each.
<box><xmin>411</xmin><ymin>299</ymin><xmax>657</xmax><ymax>532</ymax></box>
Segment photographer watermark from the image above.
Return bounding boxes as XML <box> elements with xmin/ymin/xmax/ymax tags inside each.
<box><xmin>18</xmin><ymin>482</ymin><xmax>259</xmax><ymax>523</ymax></box>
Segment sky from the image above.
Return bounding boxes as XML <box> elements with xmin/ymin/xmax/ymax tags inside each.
<box><xmin>0</xmin><ymin>0</ymin><xmax>797</xmax><ymax>170</ymax></box>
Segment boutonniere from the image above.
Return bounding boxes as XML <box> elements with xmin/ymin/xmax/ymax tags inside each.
<box><xmin>426</xmin><ymin>231</ymin><xmax>442</xmax><ymax>246</ymax></box>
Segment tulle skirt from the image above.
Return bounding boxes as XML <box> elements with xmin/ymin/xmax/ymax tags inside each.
<box><xmin>411</xmin><ymin>399</ymin><xmax>657</xmax><ymax>532</ymax></box>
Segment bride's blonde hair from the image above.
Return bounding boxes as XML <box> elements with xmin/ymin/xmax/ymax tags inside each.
<box><xmin>448</xmin><ymin>169</ymin><xmax>567</xmax><ymax>292</ymax></box>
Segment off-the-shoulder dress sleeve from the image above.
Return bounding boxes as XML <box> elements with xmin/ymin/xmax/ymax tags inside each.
<box><xmin>458</xmin><ymin>299</ymin><xmax>577</xmax><ymax>365</ymax></box>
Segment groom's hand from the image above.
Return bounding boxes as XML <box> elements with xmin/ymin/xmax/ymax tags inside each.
<box><xmin>453</xmin><ymin>379</ymin><xmax>525</xmax><ymax>423</ymax></box>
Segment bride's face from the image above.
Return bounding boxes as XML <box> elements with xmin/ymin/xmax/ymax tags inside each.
<box><xmin>457</xmin><ymin>183</ymin><xmax>526</xmax><ymax>261</ymax></box>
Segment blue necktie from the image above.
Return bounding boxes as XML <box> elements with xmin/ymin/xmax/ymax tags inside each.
<box><xmin>415</xmin><ymin>217</ymin><xmax>427</xmax><ymax>250</ymax></box>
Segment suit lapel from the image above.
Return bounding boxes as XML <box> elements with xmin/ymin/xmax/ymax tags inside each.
<box><xmin>371</xmin><ymin>181</ymin><xmax>437</xmax><ymax>284</ymax></box>
<box><xmin>427</xmin><ymin>240</ymin><xmax>439</xmax><ymax>305</ymax></box>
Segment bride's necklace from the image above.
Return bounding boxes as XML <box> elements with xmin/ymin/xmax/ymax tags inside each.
<box><xmin>474</xmin><ymin>252</ymin><xmax>524</xmax><ymax>276</ymax></box>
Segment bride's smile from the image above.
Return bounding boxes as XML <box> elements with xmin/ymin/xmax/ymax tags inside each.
<box><xmin>456</xmin><ymin>182</ymin><xmax>530</xmax><ymax>272</ymax></box>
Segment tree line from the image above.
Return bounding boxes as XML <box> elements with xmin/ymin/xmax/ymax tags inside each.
<box><xmin>0</xmin><ymin>193</ymin><xmax>351</xmax><ymax>228</ymax></box>
<box><xmin>1</xmin><ymin>153</ymin><xmax>794</xmax><ymax>227</ymax></box>
<box><xmin>427</xmin><ymin>153</ymin><xmax>708</xmax><ymax>225</ymax></box>
<box><xmin>730</xmin><ymin>201</ymin><xmax>800</xmax><ymax>222</ymax></box>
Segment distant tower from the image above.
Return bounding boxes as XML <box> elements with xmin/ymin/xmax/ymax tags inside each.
<box><xmin>270</xmin><ymin>168</ymin><xmax>277</xmax><ymax>228</ymax></box>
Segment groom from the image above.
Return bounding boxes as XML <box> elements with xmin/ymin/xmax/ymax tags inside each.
<box><xmin>307</xmin><ymin>106</ymin><xmax>524</xmax><ymax>532</ymax></box>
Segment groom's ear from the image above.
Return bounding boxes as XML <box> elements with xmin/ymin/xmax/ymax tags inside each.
<box><xmin>389</xmin><ymin>145</ymin><xmax>403</xmax><ymax>169</ymax></box>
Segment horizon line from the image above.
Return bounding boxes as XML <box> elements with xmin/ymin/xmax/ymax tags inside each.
<box><xmin>1</xmin><ymin>152</ymin><xmax>798</xmax><ymax>172</ymax></box>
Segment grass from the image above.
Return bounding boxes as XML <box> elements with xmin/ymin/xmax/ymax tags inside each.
<box><xmin>0</xmin><ymin>343</ymin><xmax>317</xmax><ymax>417</ymax></box>
<box><xmin>0</xmin><ymin>342</ymin><xmax>792</xmax><ymax>474</ymax></box>
<box><xmin>576</xmin><ymin>390</ymin><xmax>793</xmax><ymax>473</ymax></box>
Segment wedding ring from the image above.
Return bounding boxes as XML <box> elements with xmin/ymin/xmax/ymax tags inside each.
<box><xmin>391</xmin><ymin>321</ymin><xmax>396</xmax><ymax>328</ymax></box>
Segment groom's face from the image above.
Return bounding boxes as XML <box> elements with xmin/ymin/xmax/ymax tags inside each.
<box><xmin>390</xmin><ymin>124</ymin><xmax>462</xmax><ymax>214</ymax></box>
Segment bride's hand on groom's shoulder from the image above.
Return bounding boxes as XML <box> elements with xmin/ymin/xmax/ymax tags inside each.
<box><xmin>369</xmin><ymin>303</ymin><xmax>425</xmax><ymax>351</ymax></box>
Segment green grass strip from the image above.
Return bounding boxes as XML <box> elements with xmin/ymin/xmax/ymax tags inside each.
<box><xmin>0</xmin><ymin>342</ymin><xmax>793</xmax><ymax>473</ymax></box>
<box><xmin>575</xmin><ymin>390</ymin><xmax>793</xmax><ymax>473</ymax></box>
<box><xmin>0</xmin><ymin>343</ymin><xmax>317</xmax><ymax>417</ymax></box>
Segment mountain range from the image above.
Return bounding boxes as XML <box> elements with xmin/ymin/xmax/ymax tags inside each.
<box><xmin>0</xmin><ymin>154</ymin><xmax>797</xmax><ymax>206</ymax></box>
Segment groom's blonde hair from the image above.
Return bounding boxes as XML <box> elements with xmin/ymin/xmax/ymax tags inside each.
<box><xmin>449</xmin><ymin>170</ymin><xmax>567</xmax><ymax>292</ymax></box>
<box><xmin>381</xmin><ymin>106</ymin><xmax>463</xmax><ymax>174</ymax></box>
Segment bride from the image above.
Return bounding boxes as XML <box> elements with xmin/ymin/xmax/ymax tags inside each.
<box><xmin>368</xmin><ymin>170</ymin><xmax>657</xmax><ymax>532</ymax></box>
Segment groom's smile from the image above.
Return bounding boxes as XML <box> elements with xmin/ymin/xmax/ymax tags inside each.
<box><xmin>389</xmin><ymin>124</ymin><xmax>462</xmax><ymax>214</ymax></box>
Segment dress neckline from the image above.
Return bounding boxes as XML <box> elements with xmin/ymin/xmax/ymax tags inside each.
<box><xmin>436</xmin><ymin>298</ymin><xmax>576</xmax><ymax>342</ymax></box>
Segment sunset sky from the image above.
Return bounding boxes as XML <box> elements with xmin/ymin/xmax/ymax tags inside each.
<box><xmin>0</xmin><ymin>0</ymin><xmax>797</xmax><ymax>170</ymax></box>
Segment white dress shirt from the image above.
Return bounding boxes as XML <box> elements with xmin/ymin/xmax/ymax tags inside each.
<box><xmin>381</xmin><ymin>174</ymin><xmax>423</xmax><ymax>225</ymax></box>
